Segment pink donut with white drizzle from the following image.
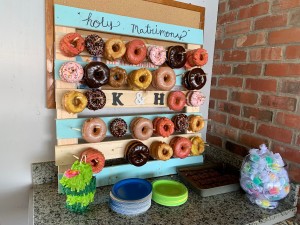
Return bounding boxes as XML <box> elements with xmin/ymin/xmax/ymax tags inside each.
<box><xmin>186</xmin><ymin>91</ymin><xmax>206</xmax><ymax>107</ymax></box>
<box><xmin>59</xmin><ymin>62</ymin><xmax>83</xmax><ymax>83</ymax></box>
<box><xmin>147</xmin><ymin>46</ymin><xmax>166</xmax><ymax>66</ymax></box>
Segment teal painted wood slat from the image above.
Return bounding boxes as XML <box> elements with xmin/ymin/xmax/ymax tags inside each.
<box><xmin>56</xmin><ymin>112</ymin><xmax>202</xmax><ymax>139</ymax></box>
<box><xmin>58</xmin><ymin>155</ymin><xmax>203</xmax><ymax>193</ymax></box>
<box><xmin>54</xmin><ymin>59</ymin><xmax>185</xmax><ymax>86</ymax></box>
<box><xmin>54</xmin><ymin>4</ymin><xmax>203</xmax><ymax>45</ymax></box>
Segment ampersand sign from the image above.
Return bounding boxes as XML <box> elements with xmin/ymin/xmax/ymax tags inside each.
<box><xmin>135</xmin><ymin>92</ymin><xmax>145</xmax><ymax>105</ymax></box>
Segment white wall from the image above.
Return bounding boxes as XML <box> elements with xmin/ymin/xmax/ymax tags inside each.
<box><xmin>0</xmin><ymin>0</ymin><xmax>218</xmax><ymax>224</ymax></box>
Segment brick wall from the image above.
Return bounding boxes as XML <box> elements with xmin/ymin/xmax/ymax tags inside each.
<box><xmin>208</xmin><ymin>0</ymin><xmax>300</xmax><ymax>210</ymax></box>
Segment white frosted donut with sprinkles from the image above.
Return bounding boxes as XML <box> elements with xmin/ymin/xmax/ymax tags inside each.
<box><xmin>147</xmin><ymin>46</ymin><xmax>166</xmax><ymax>66</ymax></box>
<box><xmin>59</xmin><ymin>62</ymin><xmax>83</xmax><ymax>83</ymax></box>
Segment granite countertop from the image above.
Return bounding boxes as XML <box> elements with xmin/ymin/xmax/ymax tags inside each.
<box><xmin>32</xmin><ymin>147</ymin><xmax>299</xmax><ymax>225</ymax></box>
<box><xmin>32</xmin><ymin>176</ymin><xmax>298</xmax><ymax>225</ymax></box>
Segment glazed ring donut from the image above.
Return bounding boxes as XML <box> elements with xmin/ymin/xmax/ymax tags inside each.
<box><xmin>59</xmin><ymin>33</ymin><xmax>85</xmax><ymax>57</ymax></box>
<box><xmin>85</xmin><ymin>89</ymin><xmax>106</xmax><ymax>111</ymax></box>
<box><xmin>171</xmin><ymin>114</ymin><xmax>188</xmax><ymax>132</ymax></box>
<box><xmin>63</xmin><ymin>91</ymin><xmax>87</xmax><ymax>114</ymax></box>
<box><xmin>125</xmin><ymin>140</ymin><xmax>149</xmax><ymax>167</ymax></box>
<box><xmin>187</xmin><ymin>48</ymin><xmax>208</xmax><ymax>67</ymax></box>
<box><xmin>166</xmin><ymin>45</ymin><xmax>186</xmax><ymax>69</ymax></box>
<box><xmin>84</xmin><ymin>61</ymin><xmax>109</xmax><ymax>88</ymax></box>
<box><xmin>85</xmin><ymin>34</ymin><xmax>104</xmax><ymax>56</ymax></box>
<box><xmin>124</xmin><ymin>39</ymin><xmax>147</xmax><ymax>65</ymax></box>
<box><xmin>59</xmin><ymin>62</ymin><xmax>83</xmax><ymax>83</ymax></box>
<box><xmin>169</xmin><ymin>137</ymin><xmax>192</xmax><ymax>159</ymax></box>
<box><xmin>186</xmin><ymin>91</ymin><xmax>206</xmax><ymax>107</ymax></box>
<box><xmin>190</xmin><ymin>136</ymin><xmax>205</xmax><ymax>156</ymax></box>
<box><xmin>82</xmin><ymin>118</ymin><xmax>107</xmax><ymax>143</ymax></box>
<box><xmin>167</xmin><ymin>91</ymin><xmax>186</xmax><ymax>111</ymax></box>
<box><xmin>188</xmin><ymin>115</ymin><xmax>205</xmax><ymax>132</ymax></box>
<box><xmin>150</xmin><ymin>141</ymin><xmax>173</xmax><ymax>161</ymax></box>
<box><xmin>109</xmin><ymin>118</ymin><xmax>127</xmax><ymax>137</ymax></box>
<box><xmin>153</xmin><ymin>117</ymin><xmax>175</xmax><ymax>138</ymax></box>
<box><xmin>152</xmin><ymin>67</ymin><xmax>176</xmax><ymax>91</ymax></box>
<box><xmin>147</xmin><ymin>46</ymin><xmax>166</xmax><ymax>66</ymax></box>
<box><xmin>80</xmin><ymin>148</ymin><xmax>105</xmax><ymax>174</ymax></box>
<box><xmin>128</xmin><ymin>68</ymin><xmax>152</xmax><ymax>90</ymax></box>
<box><xmin>130</xmin><ymin>117</ymin><xmax>153</xmax><ymax>140</ymax></box>
<box><xmin>104</xmin><ymin>38</ymin><xmax>126</xmax><ymax>61</ymax></box>
<box><xmin>109</xmin><ymin>66</ymin><xmax>127</xmax><ymax>88</ymax></box>
<box><xmin>183</xmin><ymin>68</ymin><xmax>207</xmax><ymax>90</ymax></box>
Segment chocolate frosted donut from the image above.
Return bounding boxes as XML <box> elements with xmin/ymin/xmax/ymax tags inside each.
<box><xmin>183</xmin><ymin>68</ymin><xmax>207</xmax><ymax>90</ymax></box>
<box><xmin>85</xmin><ymin>89</ymin><xmax>106</xmax><ymax>110</ymax></box>
<box><xmin>172</xmin><ymin>114</ymin><xmax>188</xmax><ymax>132</ymax></box>
<box><xmin>125</xmin><ymin>140</ymin><xmax>149</xmax><ymax>167</ymax></box>
<box><xmin>109</xmin><ymin>67</ymin><xmax>127</xmax><ymax>88</ymax></box>
<box><xmin>166</xmin><ymin>46</ymin><xmax>186</xmax><ymax>69</ymax></box>
<box><xmin>84</xmin><ymin>61</ymin><xmax>109</xmax><ymax>88</ymax></box>
<box><xmin>85</xmin><ymin>34</ymin><xmax>104</xmax><ymax>56</ymax></box>
<box><xmin>130</xmin><ymin>117</ymin><xmax>153</xmax><ymax>140</ymax></box>
<box><xmin>110</xmin><ymin>118</ymin><xmax>127</xmax><ymax>137</ymax></box>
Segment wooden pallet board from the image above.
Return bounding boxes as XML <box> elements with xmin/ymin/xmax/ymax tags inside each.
<box><xmin>58</xmin><ymin>155</ymin><xmax>203</xmax><ymax>193</ymax></box>
<box><xmin>55</xmin><ymin>133</ymin><xmax>200</xmax><ymax>166</ymax></box>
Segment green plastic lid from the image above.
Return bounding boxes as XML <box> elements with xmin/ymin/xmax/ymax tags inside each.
<box><xmin>152</xmin><ymin>180</ymin><xmax>188</xmax><ymax>205</ymax></box>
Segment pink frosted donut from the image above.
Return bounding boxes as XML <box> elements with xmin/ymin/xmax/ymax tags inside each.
<box><xmin>147</xmin><ymin>46</ymin><xmax>166</xmax><ymax>66</ymax></box>
<box><xmin>82</xmin><ymin>118</ymin><xmax>107</xmax><ymax>143</ymax></box>
<box><xmin>59</xmin><ymin>62</ymin><xmax>83</xmax><ymax>83</ymax></box>
<box><xmin>186</xmin><ymin>91</ymin><xmax>206</xmax><ymax>107</ymax></box>
<box><xmin>152</xmin><ymin>67</ymin><xmax>176</xmax><ymax>91</ymax></box>
<box><xmin>169</xmin><ymin>137</ymin><xmax>192</xmax><ymax>159</ymax></box>
<box><xmin>192</xmin><ymin>48</ymin><xmax>208</xmax><ymax>66</ymax></box>
<box><xmin>124</xmin><ymin>39</ymin><xmax>147</xmax><ymax>65</ymax></box>
<box><xmin>167</xmin><ymin>91</ymin><xmax>186</xmax><ymax>111</ymax></box>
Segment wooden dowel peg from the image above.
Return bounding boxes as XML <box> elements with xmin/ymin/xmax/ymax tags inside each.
<box><xmin>73</xmin><ymin>154</ymin><xmax>79</xmax><ymax>159</ymax></box>
<box><xmin>71</xmin><ymin>127</ymin><xmax>81</xmax><ymax>132</ymax></box>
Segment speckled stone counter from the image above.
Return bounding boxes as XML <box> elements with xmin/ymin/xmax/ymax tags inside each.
<box><xmin>32</xmin><ymin>147</ymin><xmax>299</xmax><ymax>225</ymax></box>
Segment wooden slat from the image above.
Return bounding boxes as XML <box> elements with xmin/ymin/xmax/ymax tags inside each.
<box><xmin>55</xmin><ymin>133</ymin><xmax>200</xmax><ymax>166</ymax></box>
<box><xmin>57</xmin><ymin>155</ymin><xmax>203</xmax><ymax>192</ymax></box>
<box><xmin>46</xmin><ymin>0</ymin><xmax>55</xmax><ymax>109</ymax></box>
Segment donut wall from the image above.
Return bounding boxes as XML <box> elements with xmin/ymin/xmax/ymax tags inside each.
<box><xmin>46</xmin><ymin>0</ymin><xmax>209</xmax><ymax>192</ymax></box>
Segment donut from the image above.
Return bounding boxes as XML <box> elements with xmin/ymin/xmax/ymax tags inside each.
<box><xmin>124</xmin><ymin>39</ymin><xmax>147</xmax><ymax>65</ymax></box>
<box><xmin>59</xmin><ymin>33</ymin><xmax>85</xmax><ymax>57</ymax></box>
<box><xmin>130</xmin><ymin>117</ymin><xmax>153</xmax><ymax>140</ymax></box>
<box><xmin>186</xmin><ymin>91</ymin><xmax>206</xmax><ymax>107</ymax></box>
<box><xmin>184</xmin><ymin>51</ymin><xmax>194</xmax><ymax>69</ymax></box>
<box><xmin>153</xmin><ymin>117</ymin><xmax>174</xmax><ymax>138</ymax></box>
<box><xmin>188</xmin><ymin>115</ymin><xmax>205</xmax><ymax>132</ymax></box>
<box><xmin>147</xmin><ymin>46</ymin><xmax>166</xmax><ymax>66</ymax></box>
<box><xmin>169</xmin><ymin>137</ymin><xmax>192</xmax><ymax>159</ymax></box>
<box><xmin>166</xmin><ymin>45</ymin><xmax>186</xmax><ymax>69</ymax></box>
<box><xmin>150</xmin><ymin>141</ymin><xmax>173</xmax><ymax>161</ymax></box>
<box><xmin>128</xmin><ymin>68</ymin><xmax>152</xmax><ymax>90</ymax></box>
<box><xmin>84</xmin><ymin>34</ymin><xmax>104</xmax><ymax>56</ymax></box>
<box><xmin>167</xmin><ymin>91</ymin><xmax>186</xmax><ymax>111</ymax></box>
<box><xmin>82</xmin><ymin>118</ymin><xmax>107</xmax><ymax>143</ymax></box>
<box><xmin>80</xmin><ymin>148</ymin><xmax>105</xmax><ymax>174</ymax></box>
<box><xmin>125</xmin><ymin>140</ymin><xmax>149</xmax><ymax>167</ymax></box>
<box><xmin>59</xmin><ymin>62</ymin><xmax>83</xmax><ymax>83</ymax></box>
<box><xmin>190</xmin><ymin>136</ymin><xmax>205</xmax><ymax>156</ymax></box>
<box><xmin>63</xmin><ymin>91</ymin><xmax>87</xmax><ymax>114</ymax></box>
<box><xmin>83</xmin><ymin>61</ymin><xmax>109</xmax><ymax>88</ymax></box>
<box><xmin>152</xmin><ymin>117</ymin><xmax>161</xmax><ymax>135</ymax></box>
<box><xmin>183</xmin><ymin>68</ymin><xmax>207</xmax><ymax>90</ymax></box>
<box><xmin>85</xmin><ymin>89</ymin><xmax>106</xmax><ymax>110</ymax></box>
<box><xmin>104</xmin><ymin>38</ymin><xmax>126</xmax><ymax>61</ymax></box>
<box><xmin>152</xmin><ymin>67</ymin><xmax>176</xmax><ymax>91</ymax></box>
<box><xmin>172</xmin><ymin>114</ymin><xmax>188</xmax><ymax>132</ymax></box>
<box><xmin>109</xmin><ymin>118</ymin><xmax>127</xmax><ymax>137</ymax></box>
<box><xmin>109</xmin><ymin>67</ymin><xmax>127</xmax><ymax>88</ymax></box>
<box><xmin>187</xmin><ymin>48</ymin><xmax>208</xmax><ymax>67</ymax></box>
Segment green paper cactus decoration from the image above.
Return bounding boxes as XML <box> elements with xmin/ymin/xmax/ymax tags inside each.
<box><xmin>60</xmin><ymin>161</ymin><xmax>96</xmax><ymax>213</ymax></box>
